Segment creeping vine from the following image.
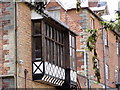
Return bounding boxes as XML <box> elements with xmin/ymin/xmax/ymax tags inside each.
<box><xmin>86</xmin><ymin>11</ymin><xmax>120</xmax><ymax>83</ymax></box>
<box><xmin>86</xmin><ymin>29</ymin><xmax>101</xmax><ymax>83</ymax></box>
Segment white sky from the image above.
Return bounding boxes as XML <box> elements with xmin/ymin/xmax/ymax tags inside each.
<box><xmin>100</xmin><ymin>0</ymin><xmax>120</xmax><ymax>20</ymax></box>
<box><xmin>47</xmin><ymin>0</ymin><xmax>120</xmax><ymax>20</ymax></box>
<box><xmin>100</xmin><ymin>0</ymin><xmax>119</xmax><ymax>14</ymax></box>
<box><xmin>82</xmin><ymin>0</ymin><xmax>120</xmax><ymax>20</ymax></box>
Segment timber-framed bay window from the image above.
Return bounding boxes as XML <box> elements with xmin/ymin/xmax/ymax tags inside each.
<box><xmin>45</xmin><ymin>23</ymin><xmax>65</xmax><ymax>67</ymax></box>
<box><xmin>32</xmin><ymin>15</ymin><xmax>77</xmax><ymax>87</ymax></box>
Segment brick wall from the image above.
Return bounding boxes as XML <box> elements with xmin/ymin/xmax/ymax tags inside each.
<box><xmin>88</xmin><ymin>25</ymin><xmax>118</xmax><ymax>88</ymax></box>
<box><xmin>47</xmin><ymin>1</ymin><xmax>119</xmax><ymax>88</ymax></box>
<box><xmin>0</xmin><ymin>2</ymin><xmax>15</xmax><ymax>76</ymax></box>
<box><xmin>17</xmin><ymin>3</ymin><xmax>55</xmax><ymax>88</ymax></box>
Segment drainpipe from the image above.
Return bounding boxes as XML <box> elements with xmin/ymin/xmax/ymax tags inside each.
<box><xmin>102</xmin><ymin>27</ymin><xmax>107</xmax><ymax>90</ymax></box>
<box><xmin>84</xmin><ymin>50</ymin><xmax>87</xmax><ymax>76</ymax></box>
<box><xmin>24</xmin><ymin>69</ymin><xmax>28</xmax><ymax>90</ymax></box>
<box><xmin>15</xmin><ymin>2</ymin><xmax>18</xmax><ymax>89</ymax></box>
<box><xmin>86</xmin><ymin>52</ymin><xmax>90</xmax><ymax>90</ymax></box>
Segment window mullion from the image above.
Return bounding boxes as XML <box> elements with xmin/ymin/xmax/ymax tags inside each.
<box><xmin>41</xmin><ymin>21</ymin><xmax>45</xmax><ymax>61</ymax></box>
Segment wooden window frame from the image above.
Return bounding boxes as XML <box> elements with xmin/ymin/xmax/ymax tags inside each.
<box><xmin>90</xmin><ymin>17</ymin><xmax>94</xmax><ymax>29</ymax></box>
<box><xmin>69</xmin><ymin>33</ymin><xmax>76</xmax><ymax>70</ymax></box>
<box><xmin>32</xmin><ymin>19</ymin><xmax>66</xmax><ymax>68</ymax></box>
<box><xmin>32</xmin><ymin>20</ymin><xmax>42</xmax><ymax>61</ymax></box>
<box><xmin>44</xmin><ymin>23</ymin><xmax>65</xmax><ymax>67</ymax></box>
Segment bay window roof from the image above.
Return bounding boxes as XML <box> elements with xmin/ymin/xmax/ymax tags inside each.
<box><xmin>31</xmin><ymin>10</ymin><xmax>78</xmax><ymax>36</ymax></box>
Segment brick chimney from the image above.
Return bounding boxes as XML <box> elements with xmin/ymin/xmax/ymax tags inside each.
<box><xmin>88</xmin><ymin>0</ymin><xmax>100</xmax><ymax>7</ymax></box>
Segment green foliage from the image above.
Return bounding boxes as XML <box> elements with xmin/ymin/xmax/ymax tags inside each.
<box><xmin>76</xmin><ymin>0</ymin><xmax>81</xmax><ymax>12</ymax></box>
<box><xmin>86</xmin><ymin>29</ymin><xmax>97</xmax><ymax>51</ymax></box>
<box><xmin>95</xmin><ymin>68</ymin><xmax>101</xmax><ymax>83</ymax></box>
<box><xmin>86</xmin><ymin>11</ymin><xmax>120</xmax><ymax>83</ymax></box>
<box><xmin>86</xmin><ymin>29</ymin><xmax>101</xmax><ymax>83</ymax></box>
<box><xmin>100</xmin><ymin>11</ymin><xmax>120</xmax><ymax>31</ymax></box>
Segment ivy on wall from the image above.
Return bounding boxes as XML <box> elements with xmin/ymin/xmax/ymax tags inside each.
<box><xmin>76</xmin><ymin>0</ymin><xmax>81</xmax><ymax>12</ymax></box>
<box><xmin>86</xmin><ymin>29</ymin><xmax>101</xmax><ymax>83</ymax></box>
<box><xmin>86</xmin><ymin>11</ymin><xmax>120</xmax><ymax>83</ymax></box>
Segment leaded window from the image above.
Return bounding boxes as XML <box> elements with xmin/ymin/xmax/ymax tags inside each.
<box><xmin>32</xmin><ymin>21</ymin><xmax>42</xmax><ymax>61</ymax></box>
<box><xmin>70</xmin><ymin>34</ymin><xmax>76</xmax><ymax>70</ymax></box>
<box><xmin>45</xmin><ymin>23</ymin><xmax>65</xmax><ymax>67</ymax></box>
<box><xmin>32</xmin><ymin>20</ymin><xmax>65</xmax><ymax>68</ymax></box>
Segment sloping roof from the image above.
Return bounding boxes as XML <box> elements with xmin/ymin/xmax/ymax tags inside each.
<box><xmin>56</xmin><ymin>0</ymin><xmax>77</xmax><ymax>10</ymax></box>
<box><xmin>30</xmin><ymin>8</ymin><xmax>78</xmax><ymax>35</ymax></box>
<box><xmin>90</xmin><ymin>6</ymin><xmax>106</xmax><ymax>11</ymax></box>
<box><xmin>82</xmin><ymin>7</ymin><xmax>103</xmax><ymax>21</ymax></box>
<box><xmin>48</xmin><ymin>0</ymin><xmax>88</xmax><ymax>11</ymax></box>
<box><xmin>47</xmin><ymin>0</ymin><xmax>103</xmax><ymax>21</ymax></box>
<box><xmin>97</xmin><ymin>1</ymin><xmax>107</xmax><ymax>7</ymax></box>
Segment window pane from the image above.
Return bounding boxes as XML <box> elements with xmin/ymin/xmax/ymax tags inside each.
<box><xmin>51</xmin><ymin>41</ymin><xmax>54</xmax><ymax>64</ymax></box>
<box><xmin>59</xmin><ymin>45</ymin><xmax>61</xmax><ymax>66</ymax></box>
<box><xmin>70</xmin><ymin>55</ymin><xmax>73</xmax><ymax>69</ymax></box>
<box><xmin>35</xmin><ymin>50</ymin><xmax>41</xmax><ymax>59</ymax></box>
<box><xmin>55</xmin><ymin>30</ymin><xmax>57</xmax><ymax>41</ymax></box>
<box><xmin>52</xmin><ymin>28</ymin><xmax>54</xmax><ymax>39</ymax></box>
<box><xmin>48</xmin><ymin>40</ymin><xmax>50</xmax><ymax>62</ymax></box>
<box><xmin>49</xmin><ymin>26</ymin><xmax>51</xmax><ymax>38</ymax></box>
<box><xmin>61</xmin><ymin>47</ymin><xmax>64</xmax><ymax>67</ymax></box>
<box><xmin>49</xmin><ymin>10</ymin><xmax>60</xmax><ymax>20</ymax></box>
<box><xmin>105</xmin><ymin>64</ymin><xmax>109</xmax><ymax>79</ymax></box>
<box><xmin>57</xmin><ymin>31</ymin><xmax>59</xmax><ymax>42</ymax></box>
<box><xmin>34</xmin><ymin>22</ymin><xmax>41</xmax><ymax>34</ymax></box>
<box><xmin>49</xmin><ymin>40</ymin><xmax>51</xmax><ymax>63</ymax></box>
<box><xmin>62</xmin><ymin>33</ymin><xmax>64</xmax><ymax>44</ymax></box>
<box><xmin>59</xmin><ymin>32</ymin><xmax>61</xmax><ymax>43</ymax></box>
<box><xmin>73</xmin><ymin>49</ymin><xmax>76</xmax><ymax>69</ymax></box>
<box><xmin>34</xmin><ymin>37</ymin><xmax>42</xmax><ymax>60</ymax></box>
<box><xmin>35</xmin><ymin>37</ymin><xmax>41</xmax><ymax>50</ymax></box>
<box><xmin>72</xmin><ymin>36</ymin><xmax>75</xmax><ymax>48</ymax></box>
<box><xmin>45</xmin><ymin>24</ymin><xmax>47</xmax><ymax>36</ymax></box>
<box><xmin>69</xmin><ymin>35</ymin><xmax>72</xmax><ymax>47</ymax></box>
<box><xmin>47</xmin><ymin>25</ymin><xmax>50</xmax><ymax>37</ymax></box>
<box><xmin>90</xmin><ymin>18</ymin><xmax>94</xmax><ymax>29</ymax></box>
<box><xmin>45</xmin><ymin>39</ymin><xmax>48</xmax><ymax>61</ymax></box>
<box><xmin>57</xmin><ymin>45</ymin><xmax>59</xmax><ymax>66</ymax></box>
<box><xmin>56</xmin><ymin>44</ymin><xmax>58</xmax><ymax>65</ymax></box>
<box><xmin>50</xmin><ymin>26</ymin><xmax>52</xmax><ymax>39</ymax></box>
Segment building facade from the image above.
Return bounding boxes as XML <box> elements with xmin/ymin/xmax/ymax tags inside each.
<box><xmin>0</xmin><ymin>2</ymin><xmax>78</xmax><ymax>89</ymax></box>
<box><xmin>46</xmin><ymin>0</ymin><xmax>120</xmax><ymax>88</ymax></box>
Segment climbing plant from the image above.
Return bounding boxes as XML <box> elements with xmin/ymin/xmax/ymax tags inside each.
<box><xmin>76</xmin><ymin>0</ymin><xmax>81</xmax><ymax>12</ymax></box>
<box><xmin>86</xmin><ymin>29</ymin><xmax>101</xmax><ymax>83</ymax></box>
<box><xmin>86</xmin><ymin>11</ymin><xmax>120</xmax><ymax>83</ymax></box>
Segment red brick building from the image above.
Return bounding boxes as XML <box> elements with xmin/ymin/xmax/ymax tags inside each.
<box><xmin>0</xmin><ymin>2</ymin><xmax>78</xmax><ymax>89</ymax></box>
<box><xmin>46</xmin><ymin>0</ymin><xmax>120</xmax><ymax>88</ymax></box>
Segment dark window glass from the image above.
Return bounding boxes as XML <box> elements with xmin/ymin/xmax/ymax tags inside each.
<box><xmin>34</xmin><ymin>37</ymin><xmax>42</xmax><ymax>60</ymax></box>
<box><xmin>52</xmin><ymin>28</ymin><xmax>54</xmax><ymax>39</ymax></box>
<box><xmin>32</xmin><ymin>21</ymin><xmax>42</xmax><ymax>61</ymax></box>
<box><xmin>33</xmin><ymin>22</ymin><xmax>41</xmax><ymax>34</ymax></box>
<box><xmin>33</xmin><ymin>22</ymin><xmax>65</xmax><ymax>68</ymax></box>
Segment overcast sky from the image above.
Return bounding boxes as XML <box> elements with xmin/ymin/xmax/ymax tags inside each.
<box><xmin>100</xmin><ymin>0</ymin><xmax>120</xmax><ymax>20</ymax></box>
<box><xmin>100</xmin><ymin>0</ymin><xmax>119</xmax><ymax>14</ymax></box>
